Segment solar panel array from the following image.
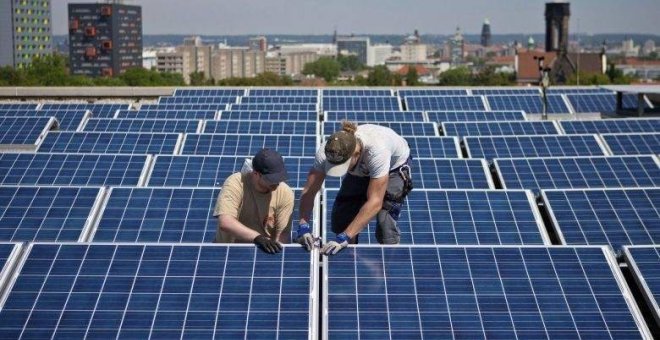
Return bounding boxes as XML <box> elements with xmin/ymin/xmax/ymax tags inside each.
<box><xmin>0</xmin><ymin>116</ymin><xmax>57</xmax><ymax>147</ymax></box>
<box><xmin>1</xmin><ymin>86</ymin><xmax>659</xmax><ymax>338</ymax></box>
<box><xmin>568</xmin><ymin>93</ymin><xmax>649</xmax><ymax>113</ymax></box>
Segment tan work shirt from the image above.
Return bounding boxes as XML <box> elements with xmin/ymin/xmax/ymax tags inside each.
<box><xmin>214</xmin><ymin>172</ymin><xmax>294</xmax><ymax>243</ymax></box>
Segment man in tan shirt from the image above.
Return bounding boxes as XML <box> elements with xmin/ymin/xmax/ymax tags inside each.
<box><xmin>214</xmin><ymin>148</ymin><xmax>294</xmax><ymax>254</ymax></box>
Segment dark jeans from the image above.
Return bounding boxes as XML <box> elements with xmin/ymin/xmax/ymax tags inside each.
<box><xmin>331</xmin><ymin>163</ymin><xmax>412</xmax><ymax>244</ymax></box>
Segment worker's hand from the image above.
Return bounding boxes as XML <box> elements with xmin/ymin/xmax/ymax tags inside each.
<box><xmin>321</xmin><ymin>232</ymin><xmax>349</xmax><ymax>255</ymax></box>
<box><xmin>295</xmin><ymin>223</ymin><xmax>315</xmax><ymax>251</ymax></box>
<box><xmin>253</xmin><ymin>235</ymin><xmax>282</xmax><ymax>254</ymax></box>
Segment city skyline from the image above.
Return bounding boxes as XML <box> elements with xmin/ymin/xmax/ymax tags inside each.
<box><xmin>52</xmin><ymin>0</ymin><xmax>659</xmax><ymax>36</ymax></box>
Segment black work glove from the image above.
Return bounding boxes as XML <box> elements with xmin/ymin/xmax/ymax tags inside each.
<box><xmin>253</xmin><ymin>235</ymin><xmax>282</xmax><ymax>254</ymax></box>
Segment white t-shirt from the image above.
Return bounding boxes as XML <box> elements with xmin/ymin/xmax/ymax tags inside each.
<box><xmin>314</xmin><ymin>124</ymin><xmax>410</xmax><ymax>178</ymax></box>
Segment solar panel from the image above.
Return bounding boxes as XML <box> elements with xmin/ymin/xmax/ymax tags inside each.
<box><xmin>495</xmin><ymin>156</ymin><xmax>660</xmax><ymax>193</ymax></box>
<box><xmin>139</xmin><ymin>104</ymin><xmax>226</xmax><ymax>111</ymax></box>
<box><xmin>325</xmin><ymin>246</ymin><xmax>649</xmax><ymax>339</ymax></box>
<box><xmin>427</xmin><ymin>111</ymin><xmax>527</xmax><ymax>122</ymax></box>
<box><xmin>37</xmin><ymin>132</ymin><xmax>181</xmax><ymax>155</ymax></box>
<box><xmin>324</xmin><ymin>158</ymin><xmax>493</xmax><ymax>190</ymax></box>
<box><xmin>0</xmin><ymin>243</ymin><xmax>313</xmax><ymax>339</ymax></box>
<box><xmin>323</xmin><ymin>121</ymin><xmax>437</xmax><ymax>137</ymax></box>
<box><xmin>560</xmin><ymin>119</ymin><xmax>660</xmax><ymax>134</ymax></box>
<box><xmin>249</xmin><ymin>88</ymin><xmax>318</xmax><ymax>96</ymax></box>
<box><xmin>567</xmin><ymin>94</ymin><xmax>649</xmax><ymax>113</ymax></box>
<box><xmin>323</xmin><ymin>89</ymin><xmax>393</xmax><ymax>96</ymax></box>
<box><xmin>0</xmin><ymin>153</ymin><xmax>150</xmax><ymax>186</ymax></box>
<box><xmin>181</xmin><ymin>134</ymin><xmax>316</xmax><ymax>157</ymax></box>
<box><xmin>623</xmin><ymin>246</ymin><xmax>660</xmax><ymax>325</ymax></box>
<box><xmin>548</xmin><ymin>88</ymin><xmax>612</xmax><ymax>94</ymax></box>
<box><xmin>146</xmin><ymin>155</ymin><xmax>313</xmax><ymax>188</ymax></box>
<box><xmin>0</xmin><ymin>103</ymin><xmax>39</xmax><ymax>110</ymax></box>
<box><xmin>158</xmin><ymin>96</ymin><xmax>238</xmax><ymax>105</ymax></box>
<box><xmin>487</xmin><ymin>95</ymin><xmax>570</xmax><ymax>114</ymax></box>
<box><xmin>0</xmin><ymin>242</ymin><xmax>20</xmax><ymax>281</ymax></box>
<box><xmin>173</xmin><ymin>88</ymin><xmax>246</xmax><ymax>96</ymax></box>
<box><xmin>322</xmin><ymin>97</ymin><xmax>401</xmax><ymax>111</ymax></box>
<box><xmin>116</xmin><ymin>109</ymin><xmax>217</xmax><ymax>120</ymax></box>
<box><xmin>542</xmin><ymin>188</ymin><xmax>660</xmax><ymax>251</ymax></box>
<box><xmin>82</xmin><ymin>118</ymin><xmax>201</xmax><ymax>133</ymax></box>
<box><xmin>0</xmin><ymin>109</ymin><xmax>88</xmax><ymax>131</ymax></box>
<box><xmin>240</xmin><ymin>96</ymin><xmax>318</xmax><ymax>104</ymax></box>
<box><xmin>325</xmin><ymin>111</ymin><xmax>426</xmax><ymax>122</ymax></box>
<box><xmin>0</xmin><ymin>186</ymin><xmax>104</xmax><ymax>242</ymax></box>
<box><xmin>443</xmin><ymin>121</ymin><xmax>560</xmax><ymax>137</ymax></box>
<box><xmin>219</xmin><ymin>111</ymin><xmax>317</xmax><ymax>121</ymax></box>
<box><xmin>405</xmin><ymin>96</ymin><xmax>486</xmax><ymax>111</ymax></box>
<box><xmin>0</xmin><ymin>116</ymin><xmax>57</xmax><ymax>147</ymax></box>
<box><xmin>406</xmin><ymin>136</ymin><xmax>462</xmax><ymax>158</ymax></box>
<box><xmin>204</xmin><ymin>120</ymin><xmax>317</xmax><ymax>135</ymax></box>
<box><xmin>398</xmin><ymin>89</ymin><xmax>468</xmax><ymax>98</ymax></box>
<box><xmin>472</xmin><ymin>88</ymin><xmax>541</xmax><ymax>95</ymax></box>
<box><xmin>228</xmin><ymin>103</ymin><xmax>317</xmax><ymax>111</ymax></box>
<box><xmin>40</xmin><ymin>104</ymin><xmax>129</xmax><ymax>118</ymax></box>
<box><xmin>465</xmin><ymin>135</ymin><xmax>607</xmax><ymax>160</ymax></box>
<box><xmin>601</xmin><ymin>133</ymin><xmax>660</xmax><ymax>155</ymax></box>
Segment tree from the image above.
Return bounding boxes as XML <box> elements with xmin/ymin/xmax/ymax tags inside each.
<box><xmin>566</xmin><ymin>71</ymin><xmax>611</xmax><ymax>85</ymax></box>
<box><xmin>189</xmin><ymin>71</ymin><xmax>208</xmax><ymax>86</ymax></box>
<box><xmin>24</xmin><ymin>54</ymin><xmax>69</xmax><ymax>86</ymax></box>
<box><xmin>337</xmin><ymin>55</ymin><xmax>364</xmax><ymax>72</ymax></box>
<box><xmin>302</xmin><ymin>57</ymin><xmax>340</xmax><ymax>82</ymax></box>
<box><xmin>605</xmin><ymin>64</ymin><xmax>634</xmax><ymax>84</ymax></box>
<box><xmin>406</xmin><ymin>66</ymin><xmax>419</xmax><ymax>86</ymax></box>
<box><xmin>473</xmin><ymin>66</ymin><xmax>515</xmax><ymax>86</ymax></box>
<box><xmin>366</xmin><ymin>65</ymin><xmax>393</xmax><ymax>86</ymax></box>
<box><xmin>437</xmin><ymin>67</ymin><xmax>472</xmax><ymax>86</ymax></box>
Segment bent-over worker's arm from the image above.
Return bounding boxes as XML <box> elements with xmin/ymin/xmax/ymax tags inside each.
<box><xmin>299</xmin><ymin>168</ymin><xmax>325</xmax><ymax>225</ymax></box>
<box><xmin>342</xmin><ymin>175</ymin><xmax>388</xmax><ymax>239</ymax></box>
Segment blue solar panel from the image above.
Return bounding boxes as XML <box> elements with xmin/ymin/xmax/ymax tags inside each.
<box><xmin>406</xmin><ymin>136</ymin><xmax>461</xmax><ymax>158</ymax></box>
<box><xmin>139</xmin><ymin>104</ymin><xmax>226</xmax><ymax>111</ymax></box>
<box><xmin>241</xmin><ymin>96</ymin><xmax>318</xmax><ymax>104</ymax></box>
<box><xmin>181</xmin><ymin>134</ymin><xmax>316</xmax><ymax>157</ymax></box>
<box><xmin>472</xmin><ymin>88</ymin><xmax>540</xmax><ymax>95</ymax></box>
<box><xmin>324</xmin><ymin>158</ymin><xmax>493</xmax><ymax>190</ymax></box>
<box><xmin>601</xmin><ymin>133</ymin><xmax>660</xmax><ymax>155</ymax></box>
<box><xmin>219</xmin><ymin>111</ymin><xmax>317</xmax><ymax>121</ymax></box>
<box><xmin>0</xmin><ymin>243</ymin><xmax>313</xmax><ymax>339</ymax></box>
<box><xmin>427</xmin><ymin>111</ymin><xmax>527</xmax><ymax>122</ymax></box>
<box><xmin>443</xmin><ymin>121</ymin><xmax>560</xmax><ymax>137</ymax></box>
<box><xmin>116</xmin><ymin>109</ymin><xmax>217</xmax><ymax>120</ymax></box>
<box><xmin>82</xmin><ymin>118</ymin><xmax>200</xmax><ymax>133</ymax></box>
<box><xmin>37</xmin><ymin>132</ymin><xmax>181</xmax><ymax>154</ymax></box>
<box><xmin>487</xmin><ymin>95</ymin><xmax>570</xmax><ymax>113</ymax></box>
<box><xmin>405</xmin><ymin>96</ymin><xmax>486</xmax><ymax>111</ymax></box>
<box><xmin>398</xmin><ymin>89</ymin><xmax>468</xmax><ymax>98</ymax></box>
<box><xmin>543</xmin><ymin>188</ymin><xmax>660</xmax><ymax>251</ymax></box>
<box><xmin>158</xmin><ymin>96</ymin><xmax>238</xmax><ymax>105</ymax></box>
<box><xmin>624</xmin><ymin>246</ymin><xmax>660</xmax><ymax>325</ymax></box>
<box><xmin>249</xmin><ymin>89</ymin><xmax>318</xmax><ymax>96</ymax></box>
<box><xmin>228</xmin><ymin>103</ymin><xmax>317</xmax><ymax>111</ymax></box>
<box><xmin>324</xmin><ymin>189</ymin><xmax>547</xmax><ymax>245</ymax></box>
<box><xmin>0</xmin><ymin>109</ymin><xmax>87</xmax><ymax>131</ymax></box>
<box><xmin>495</xmin><ymin>156</ymin><xmax>660</xmax><ymax>193</ymax></box>
<box><xmin>40</xmin><ymin>104</ymin><xmax>129</xmax><ymax>118</ymax></box>
<box><xmin>567</xmin><ymin>94</ymin><xmax>649</xmax><ymax>113</ymax></box>
<box><xmin>0</xmin><ymin>116</ymin><xmax>57</xmax><ymax>146</ymax></box>
<box><xmin>560</xmin><ymin>119</ymin><xmax>660</xmax><ymax>134</ymax></box>
<box><xmin>323</xmin><ymin>97</ymin><xmax>401</xmax><ymax>111</ymax></box>
<box><xmin>465</xmin><ymin>135</ymin><xmax>607</xmax><ymax>160</ymax></box>
<box><xmin>0</xmin><ymin>103</ymin><xmax>39</xmax><ymax>110</ymax></box>
<box><xmin>325</xmin><ymin>246</ymin><xmax>649</xmax><ymax>339</ymax></box>
<box><xmin>323</xmin><ymin>121</ymin><xmax>437</xmax><ymax>137</ymax></box>
<box><xmin>0</xmin><ymin>186</ymin><xmax>103</xmax><ymax>242</ymax></box>
<box><xmin>325</xmin><ymin>111</ymin><xmax>426</xmax><ymax>122</ymax></box>
<box><xmin>147</xmin><ymin>155</ymin><xmax>313</xmax><ymax>188</ymax></box>
<box><xmin>548</xmin><ymin>88</ymin><xmax>612</xmax><ymax>94</ymax></box>
<box><xmin>173</xmin><ymin>88</ymin><xmax>246</xmax><ymax>96</ymax></box>
<box><xmin>204</xmin><ymin>120</ymin><xmax>317</xmax><ymax>135</ymax></box>
<box><xmin>0</xmin><ymin>153</ymin><xmax>149</xmax><ymax>186</ymax></box>
<box><xmin>323</xmin><ymin>89</ymin><xmax>393</xmax><ymax>96</ymax></box>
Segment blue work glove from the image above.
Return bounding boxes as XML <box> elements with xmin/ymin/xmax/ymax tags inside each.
<box><xmin>295</xmin><ymin>223</ymin><xmax>315</xmax><ymax>251</ymax></box>
<box><xmin>321</xmin><ymin>232</ymin><xmax>349</xmax><ymax>255</ymax></box>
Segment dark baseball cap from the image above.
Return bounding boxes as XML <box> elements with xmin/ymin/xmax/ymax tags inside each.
<box><xmin>324</xmin><ymin>130</ymin><xmax>357</xmax><ymax>177</ymax></box>
<box><xmin>252</xmin><ymin>149</ymin><xmax>288</xmax><ymax>183</ymax></box>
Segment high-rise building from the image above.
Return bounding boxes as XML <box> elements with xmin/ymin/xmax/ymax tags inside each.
<box><xmin>249</xmin><ymin>36</ymin><xmax>268</xmax><ymax>52</ymax></box>
<box><xmin>265</xmin><ymin>51</ymin><xmax>318</xmax><ymax>76</ymax></box>
<box><xmin>337</xmin><ymin>36</ymin><xmax>370</xmax><ymax>65</ymax></box>
<box><xmin>68</xmin><ymin>2</ymin><xmax>142</xmax><ymax>77</ymax></box>
<box><xmin>211</xmin><ymin>47</ymin><xmax>266</xmax><ymax>80</ymax></box>
<box><xmin>367</xmin><ymin>44</ymin><xmax>394</xmax><ymax>66</ymax></box>
<box><xmin>545</xmin><ymin>2</ymin><xmax>570</xmax><ymax>52</ymax></box>
<box><xmin>480</xmin><ymin>19</ymin><xmax>491</xmax><ymax>47</ymax></box>
<box><xmin>0</xmin><ymin>0</ymin><xmax>53</xmax><ymax>69</ymax></box>
<box><xmin>450</xmin><ymin>26</ymin><xmax>465</xmax><ymax>65</ymax></box>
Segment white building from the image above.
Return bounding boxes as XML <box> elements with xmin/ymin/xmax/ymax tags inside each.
<box><xmin>367</xmin><ymin>44</ymin><xmax>393</xmax><ymax>66</ymax></box>
<box><xmin>400</xmin><ymin>44</ymin><xmax>427</xmax><ymax>63</ymax></box>
<box><xmin>279</xmin><ymin>43</ymin><xmax>336</xmax><ymax>57</ymax></box>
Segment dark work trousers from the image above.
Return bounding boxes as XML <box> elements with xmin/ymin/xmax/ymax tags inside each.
<box><xmin>331</xmin><ymin>162</ymin><xmax>412</xmax><ymax>244</ymax></box>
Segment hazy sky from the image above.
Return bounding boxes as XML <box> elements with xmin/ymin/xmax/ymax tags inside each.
<box><xmin>52</xmin><ymin>0</ymin><xmax>659</xmax><ymax>35</ymax></box>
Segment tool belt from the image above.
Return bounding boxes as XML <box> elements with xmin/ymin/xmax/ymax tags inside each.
<box><xmin>385</xmin><ymin>156</ymin><xmax>413</xmax><ymax>203</ymax></box>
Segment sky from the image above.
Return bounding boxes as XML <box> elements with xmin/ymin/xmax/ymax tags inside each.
<box><xmin>52</xmin><ymin>0</ymin><xmax>660</xmax><ymax>36</ymax></box>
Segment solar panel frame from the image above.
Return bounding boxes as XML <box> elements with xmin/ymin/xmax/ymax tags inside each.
<box><xmin>547</xmin><ymin>87</ymin><xmax>613</xmax><ymax>94</ymax></box>
<box><xmin>427</xmin><ymin>111</ymin><xmax>527</xmax><ymax>122</ymax></box>
<box><xmin>404</xmin><ymin>95</ymin><xmax>486</xmax><ymax>111</ymax></box>
<box><xmin>218</xmin><ymin>110</ymin><xmax>317</xmax><ymax>121</ymax></box>
<box><xmin>443</xmin><ymin>120</ymin><xmax>561</xmax><ymax>137</ymax></box>
<box><xmin>39</xmin><ymin>104</ymin><xmax>129</xmax><ymax>118</ymax></box>
<box><xmin>203</xmin><ymin>120</ymin><xmax>319</xmax><ymax>135</ymax></box>
<box><xmin>248</xmin><ymin>88</ymin><xmax>318</xmax><ymax>96</ymax></box>
<box><xmin>116</xmin><ymin>109</ymin><xmax>217</xmax><ymax>120</ymax></box>
<box><xmin>600</xmin><ymin>133</ymin><xmax>660</xmax><ymax>156</ymax></box>
<box><xmin>323</xmin><ymin>121</ymin><xmax>439</xmax><ymax>137</ymax></box>
<box><xmin>0</xmin><ymin>186</ymin><xmax>106</xmax><ymax>242</ymax></box>
<box><xmin>37</xmin><ymin>132</ymin><xmax>183</xmax><ymax>155</ymax></box>
<box><xmin>325</xmin><ymin>111</ymin><xmax>426</xmax><ymax>122</ymax></box>
<box><xmin>240</xmin><ymin>96</ymin><xmax>319</xmax><ymax>104</ymax></box>
<box><xmin>542</xmin><ymin>187</ymin><xmax>660</xmax><ymax>252</ymax></box>
<box><xmin>228</xmin><ymin>103</ymin><xmax>318</xmax><ymax>111</ymax></box>
<box><xmin>0</xmin><ymin>116</ymin><xmax>58</xmax><ymax>150</ymax></box>
<box><xmin>486</xmin><ymin>94</ymin><xmax>570</xmax><ymax>114</ymax></box>
<box><xmin>323</xmin><ymin>245</ymin><xmax>652</xmax><ymax>339</ymax></box>
<box><xmin>322</xmin><ymin>97</ymin><xmax>402</xmax><ymax>111</ymax></box>
<box><xmin>180</xmin><ymin>134</ymin><xmax>317</xmax><ymax>157</ymax></box>
<box><xmin>173</xmin><ymin>88</ymin><xmax>246</xmax><ymax>97</ymax></box>
<box><xmin>0</xmin><ymin>243</ymin><xmax>22</xmax><ymax>299</ymax></box>
<box><xmin>81</xmin><ymin>118</ymin><xmax>202</xmax><ymax>134</ymax></box>
<box><xmin>623</xmin><ymin>246</ymin><xmax>660</xmax><ymax>326</ymax></box>
<box><xmin>158</xmin><ymin>96</ymin><xmax>239</xmax><ymax>105</ymax></box>
<box><xmin>494</xmin><ymin>155</ymin><xmax>660</xmax><ymax>193</ymax></box>
<box><xmin>559</xmin><ymin>119</ymin><xmax>660</xmax><ymax>134</ymax></box>
<box><xmin>464</xmin><ymin>134</ymin><xmax>609</xmax><ymax>160</ymax></box>
<box><xmin>323</xmin><ymin>89</ymin><xmax>393</xmax><ymax>96</ymax></box>
<box><xmin>0</xmin><ymin>153</ymin><xmax>152</xmax><ymax>186</ymax></box>
<box><xmin>0</xmin><ymin>243</ymin><xmax>317</xmax><ymax>339</ymax></box>
<box><xmin>398</xmin><ymin>89</ymin><xmax>468</xmax><ymax>98</ymax></box>
<box><xmin>0</xmin><ymin>103</ymin><xmax>39</xmax><ymax>110</ymax></box>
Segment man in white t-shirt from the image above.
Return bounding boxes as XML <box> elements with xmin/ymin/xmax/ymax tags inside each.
<box><xmin>295</xmin><ymin>121</ymin><xmax>413</xmax><ymax>255</ymax></box>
